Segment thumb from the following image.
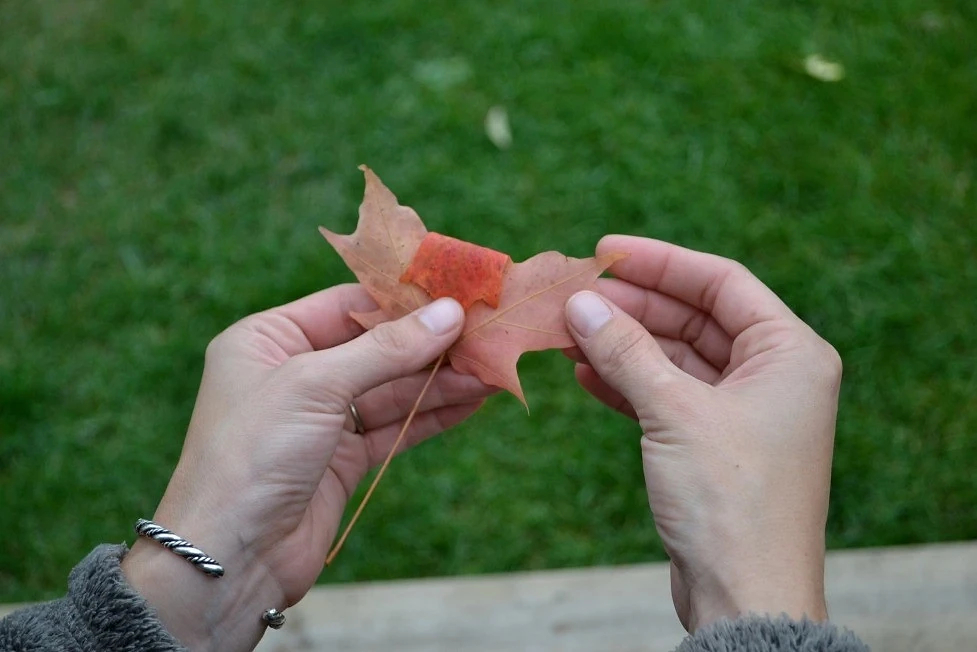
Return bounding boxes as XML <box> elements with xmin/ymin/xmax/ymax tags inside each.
<box><xmin>294</xmin><ymin>298</ymin><xmax>465</xmax><ymax>408</ymax></box>
<box><xmin>565</xmin><ymin>291</ymin><xmax>686</xmax><ymax>417</ymax></box>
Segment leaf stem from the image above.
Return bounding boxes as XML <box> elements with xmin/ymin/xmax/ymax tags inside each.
<box><xmin>325</xmin><ymin>352</ymin><xmax>447</xmax><ymax>565</ymax></box>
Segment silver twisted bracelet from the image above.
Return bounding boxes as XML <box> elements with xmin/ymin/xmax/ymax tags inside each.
<box><xmin>134</xmin><ymin>518</ymin><xmax>225</xmax><ymax>578</ymax></box>
<box><xmin>134</xmin><ymin>518</ymin><xmax>286</xmax><ymax>629</ymax></box>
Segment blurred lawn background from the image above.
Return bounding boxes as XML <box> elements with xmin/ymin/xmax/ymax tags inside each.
<box><xmin>1</xmin><ymin>0</ymin><xmax>976</xmax><ymax>602</ymax></box>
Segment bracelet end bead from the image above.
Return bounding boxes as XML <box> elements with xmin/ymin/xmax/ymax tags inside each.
<box><xmin>263</xmin><ymin>608</ymin><xmax>286</xmax><ymax>629</ymax></box>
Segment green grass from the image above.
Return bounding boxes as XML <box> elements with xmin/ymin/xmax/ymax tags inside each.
<box><xmin>2</xmin><ymin>0</ymin><xmax>976</xmax><ymax>601</ymax></box>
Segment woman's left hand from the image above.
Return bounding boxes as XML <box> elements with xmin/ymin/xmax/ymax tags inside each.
<box><xmin>122</xmin><ymin>285</ymin><xmax>494</xmax><ymax>651</ymax></box>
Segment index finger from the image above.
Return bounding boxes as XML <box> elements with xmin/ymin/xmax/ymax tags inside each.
<box><xmin>596</xmin><ymin>235</ymin><xmax>799</xmax><ymax>337</ymax></box>
<box><xmin>266</xmin><ymin>283</ymin><xmax>379</xmax><ymax>351</ymax></box>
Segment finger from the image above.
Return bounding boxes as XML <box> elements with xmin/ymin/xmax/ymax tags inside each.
<box><xmin>347</xmin><ymin>368</ymin><xmax>498</xmax><ymax>431</ymax></box>
<box><xmin>292</xmin><ymin>298</ymin><xmax>466</xmax><ymax>411</ymax></box>
<box><xmin>566</xmin><ymin>335</ymin><xmax>721</xmax><ymax>384</ymax></box>
<box><xmin>324</xmin><ymin>398</ymin><xmax>488</xmax><ymax>506</ymax></box>
<box><xmin>655</xmin><ymin>337</ymin><xmax>722</xmax><ymax>384</ymax></box>
<box><xmin>566</xmin><ymin>291</ymin><xmax>706</xmax><ymax>423</ymax></box>
<box><xmin>596</xmin><ymin>235</ymin><xmax>799</xmax><ymax>338</ymax></box>
<box><xmin>361</xmin><ymin>400</ymin><xmax>486</xmax><ymax>468</ymax></box>
<box><xmin>595</xmin><ymin>277</ymin><xmax>732</xmax><ymax>371</ymax></box>
<box><xmin>562</xmin><ymin>345</ymin><xmax>584</xmax><ymax>363</ymax></box>
<box><xmin>575</xmin><ymin>363</ymin><xmax>637</xmax><ymax>420</ymax></box>
<box><xmin>267</xmin><ymin>284</ymin><xmax>379</xmax><ymax>351</ymax></box>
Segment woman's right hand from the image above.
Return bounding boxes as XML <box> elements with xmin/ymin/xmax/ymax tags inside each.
<box><xmin>564</xmin><ymin>235</ymin><xmax>842</xmax><ymax>632</ymax></box>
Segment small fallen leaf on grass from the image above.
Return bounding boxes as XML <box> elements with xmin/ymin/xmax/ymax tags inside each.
<box><xmin>484</xmin><ymin>105</ymin><xmax>513</xmax><ymax>149</ymax></box>
<box><xmin>412</xmin><ymin>57</ymin><xmax>472</xmax><ymax>91</ymax></box>
<box><xmin>803</xmin><ymin>54</ymin><xmax>845</xmax><ymax>82</ymax></box>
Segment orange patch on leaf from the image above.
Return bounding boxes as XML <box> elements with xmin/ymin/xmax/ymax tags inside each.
<box><xmin>400</xmin><ymin>232</ymin><xmax>511</xmax><ymax>309</ymax></box>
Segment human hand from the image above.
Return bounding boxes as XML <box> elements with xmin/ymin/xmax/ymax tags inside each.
<box><xmin>122</xmin><ymin>286</ymin><xmax>495</xmax><ymax>651</ymax></box>
<box><xmin>564</xmin><ymin>235</ymin><xmax>841</xmax><ymax>632</ymax></box>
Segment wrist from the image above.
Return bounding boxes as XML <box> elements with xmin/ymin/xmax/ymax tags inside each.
<box><xmin>686</xmin><ymin>542</ymin><xmax>827</xmax><ymax>631</ymax></box>
<box><xmin>122</xmin><ymin>516</ymin><xmax>284</xmax><ymax>652</ymax></box>
<box><xmin>689</xmin><ymin>577</ymin><xmax>827</xmax><ymax>632</ymax></box>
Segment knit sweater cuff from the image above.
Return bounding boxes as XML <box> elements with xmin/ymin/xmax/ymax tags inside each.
<box><xmin>675</xmin><ymin>614</ymin><xmax>869</xmax><ymax>652</ymax></box>
<box><xmin>66</xmin><ymin>543</ymin><xmax>187</xmax><ymax>651</ymax></box>
<box><xmin>0</xmin><ymin>543</ymin><xmax>188</xmax><ymax>651</ymax></box>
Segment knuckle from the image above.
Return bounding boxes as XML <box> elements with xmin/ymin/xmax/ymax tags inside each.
<box><xmin>431</xmin><ymin>410</ymin><xmax>454</xmax><ymax>441</ymax></box>
<box><xmin>596</xmin><ymin>326</ymin><xmax>649</xmax><ymax>379</ymax></box>
<box><xmin>726</xmin><ymin>260</ymin><xmax>756</xmax><ymax>290</ymax></box>
<box><xmin>637</xmin><ymin>373</ymin><xmax>703</xmax><ymax>430</ymax></box>
<box><xmin>204</xmin><ymin>314</ymin><xmax>268</xmax><ymax>363</ymax></box>
<box><xmin>389</xmin><ymin>377</ymin><xmax>421</xmax><ymax>414</ymax></box>
<box><xmin>203</xmin><ymin>333</ymin><xmax>226</xmax><ymax>363</ymax></box>
<box><xmin>279</xmin><ymin>355</ymin><xmax>313</xmax><ymax>384</ymax></box>
<box><xmin>678</xmin><ymin>310</ymin><xmax>710</xmax><ymax>345</ymax></box>
<box><xmin>796</xmin><ymin>332</ymin><xmax>843</xmax><ymax>389</ymax></box>
<box><xmin>697</xmin><ymin>261</ymin><xmax>750</xmax><ymax>311</ymax></box>
<box><xmin>368</xmin><ymin>322</ymin><xmax>417</xmax><ymax>364</ymax></box>
<box><xmin>728</xmin><ymin>259</ymin><xmax>752</xmax><ymax>276</ymax></box>
<box><xmin>649</xmin><ymin>369</ymin><xmax>691</xmax><ymax>403</ymax></box>
<box><xmin>364</xmin><ymin>431</ymin><xmax>386</xmax><ymax>466</ymax></box>
<box><xmin>815</xmin><ymin>340</ymin><xmax>844</xmax><ymax>385</ymax></box>
<box><xmin>720</xmin><ymin>258</ymin><xmax>754</xmax><ymax>284</ymax></box>
<box><xmin>279</xmin><ymin>357</ymin><xmax>348</xmax><ymax>413</ymax></box>
<box><xmin>664</xmin><ymin>344</ymin><xmax>691</xmax><ymax>373</ymax></box>
<box><xmin>203</xmin><ymin>323</ymin><xmax>240</xmax><ymax>364</ymax></box>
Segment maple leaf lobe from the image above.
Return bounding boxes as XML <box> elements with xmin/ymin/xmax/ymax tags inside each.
<box><xmin>319</xmin><ymin>166</ymin><xmax>430</xmax><ymax>322</ymax></box>
<box><xmin>401</xmin><ymin>232</ymin><xmax>512</xmax><ymax>310</ymax></box>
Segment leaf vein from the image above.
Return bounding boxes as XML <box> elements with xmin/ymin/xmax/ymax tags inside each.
<box><xmin>341</xmin><ymin>247</ymin><xmax>416</xmax><ymax>313</ymax></box>
<box><xmin>450</xmin><ymin>352</ymin><xmax>508</xmax><ymax>385</ymax></box>
<box><xmin>373</xmin><ymin>187</ymin><xmax>425</xmax><ymax>309</ymax></box>
<box><xmin>462</xmin><ymin>264</ymin><xmax>597</xmax><ymax>339</ymax></box>
<box><xmin>493</xmin><ymin>320</ymin><xmax>564</xmax><ymax>336</ymax></box>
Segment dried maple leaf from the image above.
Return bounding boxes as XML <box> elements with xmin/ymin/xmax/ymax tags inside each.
<box><xmin>321</xmin><ymin>167</ymin><xmax>625</xmax><ymax>407</ymax></box>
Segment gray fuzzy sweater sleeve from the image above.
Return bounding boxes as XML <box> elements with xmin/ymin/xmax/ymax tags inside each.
<box><xmin>1</xmin><ymin>545</ymin><xmax>868</xmax><ymax>652</ymax></box>
<box><xmin>0</xmin><ymin>544</ymin><xmax>187</xmax><ymax>652</ymax></box>
<box><xmin>675</xmin><ymin>614</ymin><xmax>870</xmax><ymax>651</ymax></box>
